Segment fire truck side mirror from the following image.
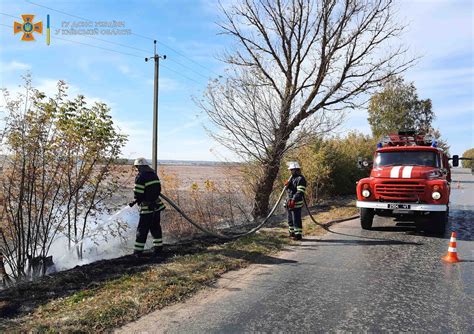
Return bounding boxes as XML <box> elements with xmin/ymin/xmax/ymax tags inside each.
<box><xmin>451</xmin><ymin>155</ymin><xmax>459</xmax><ymax>167</ymax></box>
<box><xmin>357</xmin><ymin>158</ymin><xmax>372</xmax><ymax>169</ymax></box>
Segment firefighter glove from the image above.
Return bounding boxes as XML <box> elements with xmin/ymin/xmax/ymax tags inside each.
<box><xmin>128</xmin><ymin>201</ymin><xmax>137</xmax><ymax>207</ymax></box>
<box><xmin>288</xmin><ymin>199</ymin><xmax>296</xmax><ymax>209</ymax></box>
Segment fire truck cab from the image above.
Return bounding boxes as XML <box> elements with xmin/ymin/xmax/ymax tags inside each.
<box><xmin>356</xmin><ymin>131</ymin><xmax>458</xmax><ymax>233</ymax></box>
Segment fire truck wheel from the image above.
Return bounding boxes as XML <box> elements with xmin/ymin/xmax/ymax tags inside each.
<box><xmin>360</xmin><ymin>208</ymin><xmax>374</xmax><ymax>230</ymax></box>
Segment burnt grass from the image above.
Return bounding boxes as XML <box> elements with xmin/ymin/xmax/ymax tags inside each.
<box><xmin>0</xmin><ymin>236</ymin><xmax>225</xmax><ymax>320</ymax></box>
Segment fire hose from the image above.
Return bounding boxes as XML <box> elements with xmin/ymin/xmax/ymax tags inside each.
<box><xmin>159</xmin><ymin>183</ymin><xmax>288</xmax><ymax>240</ymax></box>
<box><xmin>158</xmin><ymin>183</ymin><xmax>360</xmax><ymax>240</ymax></box>
<box><xmin>303</xmin><ymin>196</ymin><xmax>360</xmax><ymax>230</ymax></box>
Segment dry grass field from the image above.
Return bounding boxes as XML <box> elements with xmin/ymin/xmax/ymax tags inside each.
<box><xmin>113</xmin><ymin>164</ymin><xmax>245</xmax><ymax>193</ymax></box>
<box><xmin>109</xmin><ymin>163</ymin><xmax>253</xmax><ymax>240</ymax></box>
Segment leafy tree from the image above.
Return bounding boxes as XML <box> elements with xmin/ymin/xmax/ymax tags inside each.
<box><xmin>462</xmin><ymin>148</ymin><xmax>474</xmax><ymax>168</ymax></box>
<box><xmin>283</xmin><ymin>137</ymin><xmax>332</xmax><ymax>203</ymax></box>
<box><xmin>429</xmin><ymin>128</ymin><xmax>450</xmax><ymax>154</ymax></box>
<box><xmin>368</xmin><ymin>76</ymin><xmax>434</xmax><ymax>138</ymax></box>
<box><xmin>283</xmin><ymin>132</ymin><xmax>376</xmax><ymax>200</ymax></box>
<box><xmin>0</xmin><ymin>76</ymin><xmax>127</xmax><ymax>281</ymax></box>
<box><xmin>200</xmin><ymin>0</ymin><xmax>414</xmax><ymax>218</ymax></box>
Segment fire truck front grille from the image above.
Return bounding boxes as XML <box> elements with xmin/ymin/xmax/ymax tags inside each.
<box><xmin>375</xmin><ymin>182</ymin><xmax>425</xmax><ymax>201</ymax></box>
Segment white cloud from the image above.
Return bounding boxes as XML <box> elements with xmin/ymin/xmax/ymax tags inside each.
<box><xmin>1</xmin><ymin>77</ymin><xmax>115</xmax><ymax>111</ymax></box>
<box><xmin>32</xmin><ymin>78</ymin><xmax>112</xmax><ymax>106</ymax></box>
<box><xmin>0</xmin><ymin>61</ymin><xmax>31</xmax><ymax>73</ymax></box>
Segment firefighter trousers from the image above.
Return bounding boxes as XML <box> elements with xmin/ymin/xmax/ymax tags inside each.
<box><xmin>134</xmin><ymin>211</ymin><xmax>162</xmax><ymax>252</ymax></box>
<box><xmin>288</xmin><ymin>208</ymin><xmax>303</xmax><ymax>235</ymax></box>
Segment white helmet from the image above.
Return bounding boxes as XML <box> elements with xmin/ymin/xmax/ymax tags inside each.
<box><xmin>134</xmin><ymin>157</ymin><xmax>149</xmax><ymax>166</ymax></box>
<box><xmin>288</xmin><ymin>161</ymin><xmax>301</xmax><ymax>170</ymax></box>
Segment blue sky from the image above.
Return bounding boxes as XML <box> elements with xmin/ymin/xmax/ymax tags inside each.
<box><xmin>1</xmin><ymin>0</ymin><xmax>472</xmax><ymax>161</ymax></box>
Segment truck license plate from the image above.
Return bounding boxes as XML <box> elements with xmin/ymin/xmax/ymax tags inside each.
<box><xmin>388</xmin><ymin>204</ymin><xmax>411</xmax><ymax>210</ymax></box>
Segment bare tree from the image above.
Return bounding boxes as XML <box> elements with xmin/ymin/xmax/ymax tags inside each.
<box><xmin>199</xmin><ymin>0</ymin><xmax>414</xmax><ymax>218</ymax></box>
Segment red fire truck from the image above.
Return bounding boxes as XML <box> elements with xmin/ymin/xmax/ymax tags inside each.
<box><xmin>356</xmin><ymin>131</ymin><xmax>459</xmax><ymax>233</ymax></box>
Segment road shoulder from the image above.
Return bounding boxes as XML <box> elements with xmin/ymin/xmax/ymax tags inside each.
<box><xmin>116</xmin><ymin>241</ymin><xmax>303</xmax><ymax>334</ymax></box>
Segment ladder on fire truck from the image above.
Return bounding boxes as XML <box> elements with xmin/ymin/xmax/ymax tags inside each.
<box><xmin>379</xmin><ymin>130</ymin><xmax>436</xmax><ymax>147</ymax></box>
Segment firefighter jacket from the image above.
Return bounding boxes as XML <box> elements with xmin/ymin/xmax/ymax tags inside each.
<box><xmin>134</xmin><ymin>167</ymin><xmax>166</xmax><ymax>215</ymax></box>
<box><xmin>287</xmin><ymin>174</ymin><xmax>307</xmax><ymax>209</ymax></box>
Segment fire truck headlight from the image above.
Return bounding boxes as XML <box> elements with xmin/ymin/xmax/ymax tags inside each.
<box><xmin>432</xmin><ymin>191</ymin><xmax>441</xmax><ymax>200</ymax></box>
<box><xmin>362</xmin><ymin>189</ymin><xmax>371</xmax><ymax>198</ymax></box>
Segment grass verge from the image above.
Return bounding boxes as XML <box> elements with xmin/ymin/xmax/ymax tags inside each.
<box><xmin>303</xmin><ymin>199</ymin><xmax>359</xmax><ymax>237</ymax></box>
<box><xmin>4</xmin><ymin>231</ymin><xmax>289</xmax><ymax>333</ymax></box>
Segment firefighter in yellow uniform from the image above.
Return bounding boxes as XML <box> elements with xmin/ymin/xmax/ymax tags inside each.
<box><xmin>286</xmin><ymin>161</ymin><xmax>307</xmax><ymax>240</ymax></box>
<box><xmin>129</xmin><ymin>158</ymin><xmax>166</xmax><ymax>256</ymax></box>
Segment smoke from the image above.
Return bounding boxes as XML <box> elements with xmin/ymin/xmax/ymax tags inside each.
<box><xmin>48</xmin><ymin>205</ymin><xmax>141</xmax><ymax>271</ymax></box>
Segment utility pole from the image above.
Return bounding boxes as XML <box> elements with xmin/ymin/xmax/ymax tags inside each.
<box><xmin>145</xmin><ymin>40</ymin><xmax>166</xmax><ymax>172</ymax></box>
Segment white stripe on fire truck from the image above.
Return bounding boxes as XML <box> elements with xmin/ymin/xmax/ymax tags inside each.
<box><xmin>390</xmin><ymin>166</ymin><xmax>401</xmax><ymax>178</ymax></box>
<box><xmin>402</xmin><ymin>166</ymin><xmax>413</xmax><ymax>178</ymax></box>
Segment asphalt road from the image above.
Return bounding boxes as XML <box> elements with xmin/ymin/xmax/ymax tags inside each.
<box><xmin>120</xmin><ymin>168</ymin><xmax>474</xmax><ymax>333</ymax></box>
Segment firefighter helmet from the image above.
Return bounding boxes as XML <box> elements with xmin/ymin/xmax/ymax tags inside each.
<box><xmin>133</xmin><ymin>157</ymin><xmax>149</xmax><ymax>166</ymax></box>
<box><xmin>288</xmin><ymin>161</ymin><xmax>301</xmax><ymax>170</ymax></box>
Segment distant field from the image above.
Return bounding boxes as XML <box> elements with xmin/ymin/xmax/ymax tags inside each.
<box><xmin>114</xmin><ymin>163</ymin><xmax>245</xmax><ymax>192</ymax></box>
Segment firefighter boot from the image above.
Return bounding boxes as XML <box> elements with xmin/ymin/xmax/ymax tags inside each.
<box><xmin>295</xmin><ymin>234</ymin><xmax>302</xmax><ymax>241</ymax></box>
<box><xmin>133</xmin><ymin>250</ymin><xmax>146</xmax><ymax>258</ymax></box>
<box><xmin>153</xmin><ymin>246</ymin><xmax>163</xmax><ymax>255</ymax></box>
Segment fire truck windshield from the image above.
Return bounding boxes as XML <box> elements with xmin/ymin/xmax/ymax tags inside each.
<box><xmin>374</xmin><ymin>151</ymin><xmax>439</xmax><ymax>167</ymax></box>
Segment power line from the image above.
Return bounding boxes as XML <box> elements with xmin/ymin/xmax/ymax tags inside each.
<box><xmin>1</xmin><ymin>19</ymin><xmax>205</xmax><ymax>85</ymax></box>
<box><xmin>26</xmin><ymin>0</ymin><xmax>154</xmax><ymax>42</ymax></box>
<box><xmin>0</xmin><ymin>16</ymin><xmax>144</xmax><ymax>58</ymax></box>
<box><xmin>25</xmin><ymin>0</ymin><xmax>220</xmax><ymax>76</ymax></box>
<box><xmin>80</xmin><ymin>35</ymin><xmax>149</xmax><ymax>53</ymax></box>
<box><xmin>2</xmin><ymin>11</ymin><xmax>209</xmax><ymax>79</ymax></box>
<box><xmin>155</xmin><ymin>41</ymin><xmax>220</xmax><ymax>77</ymax></box>
<box><xmin>0</xmin><ymin>12</ymin><xmax>19</xmax><ymax>20</ymax></box>
<box><xmin>54</xmin><ymin>36</ymin><xmax>144</xmax><ymax>58</ymax></box>
<box><xmin>0</xmin><ymin>12</ymin><xmax>150</xmax><ymax>54</ymax></box>
<box><xmin>161</xmin><ymin>63</ymin><xmax>202</xmax><ymax>85</ymax></box>
<box><xmin>167</xmin><ymin>58</ymin><xmax>210</xmax><ymax>80</ymax></box>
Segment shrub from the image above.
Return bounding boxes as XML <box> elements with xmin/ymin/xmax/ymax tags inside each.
<box><xmin>461</xmin><ymin>148</ymin><xmax>474</xmax><ymax>168</ymax></box>
<box><xmin>0</xmin><ymin>76</ymin><xmax>127</xmax><ymax>281</ymax></box>
<box><xmin>282</xmin><ymin>132</ymin><xmax>375</xmax><ymax>202</ymax></box>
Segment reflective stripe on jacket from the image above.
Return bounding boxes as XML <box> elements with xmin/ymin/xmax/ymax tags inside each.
<box><xmin>287</xmin><ymin>174</ymin><xmax>307</xmax><ymax>208</ymax></box>
<box><xmin>134</xmin><ymin>166</ymin><xmax>166</xmax><ymax>215</ymax></box>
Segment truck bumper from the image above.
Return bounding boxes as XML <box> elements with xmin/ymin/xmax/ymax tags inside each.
<box><xmin>356</xmin><ymin>201</ymin><xmax>447</xmax><ymax>212</ymax></box>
